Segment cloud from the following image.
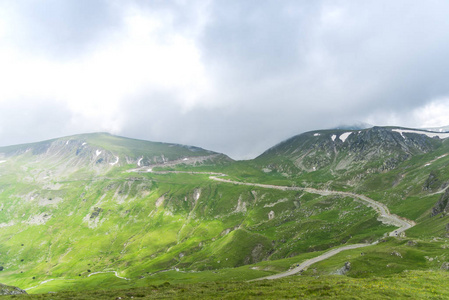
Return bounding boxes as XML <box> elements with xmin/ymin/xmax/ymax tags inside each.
<box><xmin>1</xmin><ymin>1</ymin><xmax>449</xmax><ymax>159</ymax></box>
<box><xmin>0</xmin><ymin>99</ymin><xmax>74</xmax><ymax>146</ymax></box>
<box><xmin>0</xmin><ymin>0</ymin><xmax>121</xmax><ymax>59</ymax></box>
<box><xmin>412</xmin><ymin>98</ymin><xmax>449</xmax><ymax>128</ymax></box>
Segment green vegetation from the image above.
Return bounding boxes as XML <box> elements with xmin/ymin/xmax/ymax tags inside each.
<box><xmin>0</xmin><ymin>128</ymin><xmax>449</xmax><ymax>298</ymax></box>
<box><xmin>3</xmin><ymin>271</ymin><xmax>449</xmax><ymax>299</ymax></box>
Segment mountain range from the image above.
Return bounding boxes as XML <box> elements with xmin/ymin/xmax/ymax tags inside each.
<box><xmin>0</xmin><ymin>126</ymin><xmax>448</xmax><ymax>298</ymax></box>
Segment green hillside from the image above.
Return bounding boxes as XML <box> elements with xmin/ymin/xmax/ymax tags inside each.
<box><xmin>0</xmin><ymin>129</ymin><xmax>448</xmax><ymax>298</ymax></box>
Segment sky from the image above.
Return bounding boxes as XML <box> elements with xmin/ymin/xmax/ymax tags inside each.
<box><xmin>1</xmin><ymin>0</ymin><xmax>449</xmax><ymax>159</ymax></box>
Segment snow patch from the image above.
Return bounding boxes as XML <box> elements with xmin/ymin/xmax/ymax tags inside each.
<box><xmin>137</xmin><ymin>157</ymin><xmax>143</xmax><ymax>167</ymax></box>
<box><xmin>314</xmin><ymin>133</ymin><xmax>321</xmax><ymax>136</ymax></box>
<box><xmin>65</xmin><ymin>140</ymin><xmax>70</xmax><ymax>145</ymax></box>
<box><xmin>339</xmin><ymin>132</ymin><xmax>352</xmax><ymax>142</ymax></box>
<box><xmin>331</xmin><ymin>134</ymin><xmax>337</xmax><ymax>141</ymax></box>
<box><xmin>392</xmin><ymin>129</ymin><xmax>449</xmax><ymax>139</ymax></box>
<box><xmin>96</xmin><ymin>150</ymin><xmax>102</xmax><ymax>157</ymax></box>
<box><xmin>110</xmin><ymin>156</ymin><xmax>119</xmax><ymax>166</ymax></box>
<box><xmin>424</xmin><ymin>163</ymin><xmax>431</xmax><ymax>167</ymax></box>
<box><xmin>0</xmin><ymin>160</ymin><xmax>6</xmax><ymax>164</ymax></box>
<box><xmin>183</xmin><ymin>158</ymin><xmax>189</xmax><ymax>161</ymax></box>
<box><xmin>82</xmin><ymin>142</ymin><xmax>87</xmax><ymax>146</ymax></box>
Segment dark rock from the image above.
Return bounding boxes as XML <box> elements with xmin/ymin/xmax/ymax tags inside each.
<box><xmin>0</xmin><ymin>283</ymin><xmax>27</xmax><ymax>295</ymax></box>
<box><xmin>441</xmin><ymin>262</ymin><xmax>449</xmax><ymax>270</ymax></box>
<box><xmin>423</xmin><ymin>171</ymin><xmax>441</xmax><ymax>191</ymax></box>
<box><xmin>407</xmin><ymin>240</ymin><xmax>417</xmax><ymax>246</ymax></box>
<box><xmin>90</xmin><ymin>207</ymin><xmax>103</xmax><ymax>219</ymax></box>
<box><xmin>431</xmin><ymin>189</ymin><xmax>449</xmax><ymax>217</ymax></box>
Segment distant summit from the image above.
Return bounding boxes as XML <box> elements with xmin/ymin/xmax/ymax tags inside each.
<box><xmin>332</xmin><ymin>122</ymin><xmax>373</xmax><ymax>130</ymax></box>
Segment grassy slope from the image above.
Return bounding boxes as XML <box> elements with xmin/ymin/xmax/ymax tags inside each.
<box><xmin>4</xmin><ymin>271</ymin><xmax>449</xmax><ymax>299</ymax></box>
<box><xmin>0</xmin><ymin>132</ymin><xmax>449</xmax><ymax>297</ymax></box>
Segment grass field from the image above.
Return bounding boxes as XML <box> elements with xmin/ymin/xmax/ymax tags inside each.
<box><xmin>4</xmin><ymin>270</ymin><xmax>449</xmax><ymax>299</ymax></box>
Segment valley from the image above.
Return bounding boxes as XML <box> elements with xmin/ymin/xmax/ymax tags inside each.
<box><xmin>0</xmin><ymin>127</ymin><xmax>448</xmax><ymax>298</ymax></box>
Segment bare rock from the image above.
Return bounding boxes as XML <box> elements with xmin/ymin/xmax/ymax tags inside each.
<box><xmin>0</xmin><ymin>283</ymin><xmax>27</xmax><ymax>295</ymax></box>
<box><xmin>391</xmin><ymin>251</ymin><xmax>402</xmax><ymax>258</ymax></box>
<box><xmin>333</xmin><ymin>262</ymin><xmax>351</xmax><ymax>275</ymax></box>
<box><xmin>407</xmin><ymin>240</ymin><xmax>417</xmax><ymax>246</ymax></box>
<box><xmin>431</xmin><ymin>189</ymin><xmax>449</xmax><ymax>217</ymax></box>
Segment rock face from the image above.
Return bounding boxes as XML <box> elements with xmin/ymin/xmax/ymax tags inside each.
<box><xmin>423</xmin><ymin>171</ymin><xmax>441</xmax><ymax>191</ymax></box>
<box><xmin>431</xmin><ymin>189</ymin><xmax>449</xmax><ymax>217</ymax></box>
<box><xmin>441</xmin><ymin>262</ymin><xmax>449</xmax><ymax>271</ymax></box>
<box><xmin>333</xmin><ymin>262</ymin><xmax>351</xmax><ymax>275</ymax></box>
<box><xmin>0</xmin><ymin>283</ymin><xmax>27</xmax><ymax>295</ymax></box>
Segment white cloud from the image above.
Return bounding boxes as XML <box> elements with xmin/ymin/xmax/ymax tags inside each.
<box><xmin>1</xmin><ymin>1</ymin><xmax>449</xmax><ymax>159</ymax></box>
<box><xmin>0</xmin><ymin>4</ymin><xmax>211</xmax><ymax>134</ymax></box>
<box><xmin>413</xmin><ymin>98</ymin><xmax>449</xmax><ymax>128</ymax></box>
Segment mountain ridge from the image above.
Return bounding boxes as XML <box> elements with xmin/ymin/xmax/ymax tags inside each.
<box><xmin>0</xmin><ymin>126</ymin><xmax>448</xmax><ymax>296</ymax></box>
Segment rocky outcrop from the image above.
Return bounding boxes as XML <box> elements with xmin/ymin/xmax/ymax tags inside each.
<box><xmin>423</xmin><ymin>171</ymin><xmax>440</xmax><ymax>191</ymax></box>
<box><xmin>431</xmin><ymin>189</ymin><xmax>449</xmax><ymax>217</ymax></box>
<box><xmin>0</xmin><ymin>283</ymin><xmax>27</xmax><ymax>295</ymax></box>
<box><xmin>333</xmin><ymin>262</ymin><xmax>351</xmax><ymax>275</ymax></box>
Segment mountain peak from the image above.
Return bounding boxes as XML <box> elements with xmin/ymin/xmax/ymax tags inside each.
<box><xmin>256</xmin><ymin>126</ymin><xmax>446</xmax><ymax>174</ymax></box>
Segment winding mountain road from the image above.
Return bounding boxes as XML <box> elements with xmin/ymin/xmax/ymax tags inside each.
<box><xmin>22</xmin><ymin>168</ymin><xmax>417</xmax><ymax>291</ymax></box>
<box><xmin>133</xmin><ymin>169</ymin><xmax>416</xmax><ymax>280</ymax></box>
<box><xmin>253</xmin><ymin>243</ymin><xmax>372</xmax><ymax>281</ymax></box>
<box><xmin>208</xmin><ymin>175</ymin><xmax>415</xmax><ymax>280</ymax></box>
<box><xmin>209</xmin><ymin>176</ymin><xmax>415</xmax><ymax>237</ymax></box>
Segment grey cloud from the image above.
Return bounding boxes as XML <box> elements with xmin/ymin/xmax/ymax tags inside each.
<box><xmin>200</xmin><ymin>0</ymin><xmax>314</xmax><ymax>85</ymax></box>
<box><xmin>4</xmin><ymin>0</ymin><xmax>121</xmax><ymax>58</ymax></box>
<box><xmin>105</xmin><ymin>0</ymin><xmax>449</xmax><ymax>159</ymax></box>
<box><xmin>0</xmin><ymin>99</ymin><xmax>75</xmax><ymax>146</ymax></box>
<box><xmin>2</xmin><ymin>1</ymin><xmax>449</xmax><ymax>159</ymax></box>
<box><xmin>118</xmin><ymin>90</ymin><xmax>346</xmax><ymax>159</ymax></box>
<box><xmin>195</xmin><ymin>1</ymin><xmax>449</xmax><ymax>137</ymax></box>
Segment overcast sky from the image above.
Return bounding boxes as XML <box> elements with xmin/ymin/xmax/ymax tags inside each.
<box><xmin>1</xmin><ymin>1</ymin><xmax>449</xmax><ymax>159</ymax></box>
